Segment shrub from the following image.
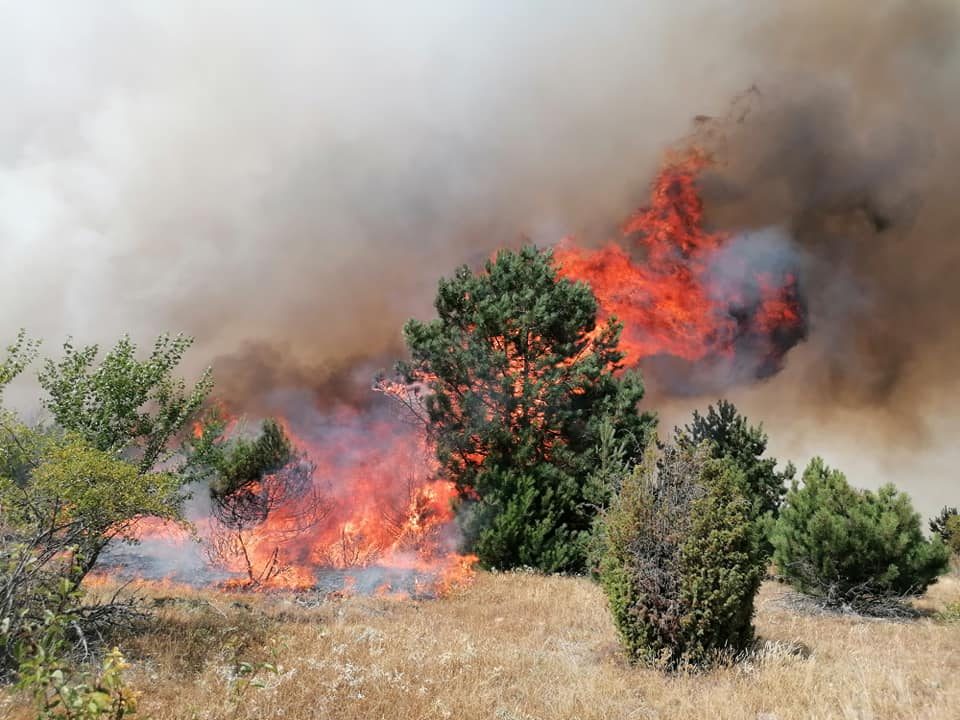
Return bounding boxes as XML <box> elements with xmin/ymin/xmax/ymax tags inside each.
<box><xmin>15</xmin><ymin>616</ymin><xmax>139</xmax><ymax>720</ymax></box>
<box><xmin>598</xmin><ymin>444</ymin><xmax>765</xmax><ymax>669</ymax></box>
<box><xmin>0</xmin><ymin>332</ymin><xmax>211</xmax><ymax>671</ymax></box>
<box><xmin>4</xmin><ymin>565</ymin><xmax>139</xmax><ymax>719</ymax></box>
<box><xmin>930</xmin><ymin>506</ymin><xmax>960</xmax><ymax>555</ymax></box>
<box><xmin>939</xmin><ymin>601</ymin><xmax>960</xmax><ymax>623</ymax></box>
<box><xmin>771</xmin><ymin>458</ymin><xmax>950</xmax><ymax>607</ymax></box>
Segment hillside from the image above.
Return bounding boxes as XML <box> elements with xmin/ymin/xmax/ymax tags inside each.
<box><xmin>4</xmin><ymin>573</ymin><xmax>958</xmax><ymax>720</ymax></box>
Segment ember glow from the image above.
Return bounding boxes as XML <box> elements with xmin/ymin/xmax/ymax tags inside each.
<box><xmin>554</xmin><ymin>151</ymin><xmax>806</xmax><ymax>379</ymax></box>
<box><xmin>97</xmin><ymin>150</ymin><xmax>805</xmax><ymax>597</ymax></box>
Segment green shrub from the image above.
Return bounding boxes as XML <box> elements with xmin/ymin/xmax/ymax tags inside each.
<box><xmin>930</xmin><ymin>507</ymin><xmax>960</xmax><ymax>555</ymax></box>
<box><xmin>938</xmin><ymin>601</ymin><xmax>960</xmax><ymax>623</ymax></box>
<box><xmin>11</xmin><ymin>577</ymin><xmax>139</xmax><ymax>719</ymax></box>
<box><xmin>598</xmin><ymin>444</ymin><xmax>765</xmax><ymax>669</ymax></box>
<box><xmin>771</xmin><ymin>458</ymin><xmax>950</xmax><ymax>606</ymax></box>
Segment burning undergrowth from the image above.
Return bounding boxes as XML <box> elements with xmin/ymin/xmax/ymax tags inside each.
<box><xmin>98</xmin><ymin>405</ymin><xmax>475</xmax><ymax>598</ymax></box>
<box><xmin>96</xmin><ymin>147</ymin><xmax>807</xmax><ymax>597</ymax></box>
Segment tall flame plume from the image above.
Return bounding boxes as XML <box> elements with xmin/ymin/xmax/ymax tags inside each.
<box><xmin>99</xmin><ymin>150</ymin><xmax>805</xmax><ymax>596</ymax></box>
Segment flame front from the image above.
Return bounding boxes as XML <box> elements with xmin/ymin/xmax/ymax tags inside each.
<box><xmin>202</xmin><ymin>408</ymin><xmax>476</xmax><ymax>594</ymax></box>
<box><xmin>96</xmin><ymin>150</ymin><xmax>804</xmax><ymax>596</ymax></box>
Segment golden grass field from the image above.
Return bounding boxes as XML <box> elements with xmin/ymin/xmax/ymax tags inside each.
<box><xmin>3</xmin><ymin>572</ymin><xmax>959</xmax><ymax>720</ymax></box>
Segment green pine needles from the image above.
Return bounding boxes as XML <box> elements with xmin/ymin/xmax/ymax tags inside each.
<box><xmin>771</xmin><ymin>458</ymin><xmax>950</xmax><ymax>606</ymax></box>
<box><xmin>390</xmin><ymin>245</ymin><xmax>655</xmax><ymax>572</ymax></box>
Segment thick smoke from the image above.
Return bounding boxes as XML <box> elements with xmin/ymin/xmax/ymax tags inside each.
<box><xmin>2</xmin><ymin>1</ymin><xmax>959</xmax><ymax>514</ymax></box>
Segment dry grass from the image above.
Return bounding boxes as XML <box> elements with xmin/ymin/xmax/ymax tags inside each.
<box><xmin>3</xmin><ymin>572</ymin><xmax>960</xmax><ymax>720</ymax></box>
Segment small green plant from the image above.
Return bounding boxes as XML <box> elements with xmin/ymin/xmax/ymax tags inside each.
<box><xmin>230</xmin><ymin>659</ymin><xmax>280</xmax><ymax>699</ymax></box>
<box><xmin>225</xmin><ymin>638</ymin><xmax>284</xmax><ymax>714</ymax></box>
<box><xmin>938</xmin><ymin>601</ymin><xmax>960</xmax><ymax>623</ymax></box>
<box><xmin>13</xmin><ymin>581</ymin><xmax>139</xmax><ymax>719</ymax></box>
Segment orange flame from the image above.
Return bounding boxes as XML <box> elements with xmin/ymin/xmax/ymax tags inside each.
<box><xmin>555</xmin><ymin>151</ymin><xmax>805</xmax><ymax>373</ymax></box>
<box><xmin>103</xmin><ymin>150</ymin><xmax>802</xmax><ymax>597</ymax></box>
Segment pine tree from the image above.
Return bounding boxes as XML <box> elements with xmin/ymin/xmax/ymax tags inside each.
<box><xmin>387</xmin><ymin>246</ymin><xmax>655</xmax><ymax>572</ymax></box>
<box><xmin>675</xmin><ymin>399</ymin><xmax>793</xmax><ymax>525</ymax></box>
<box><xmin>771</xmin><ymin>458</ymin><xmax>950</xmax><ymax>605</ymax></box>
<box><xmin>930</xmin><ymin>506</ymin><xmax>960</xmax><ymax>554</ymax></box>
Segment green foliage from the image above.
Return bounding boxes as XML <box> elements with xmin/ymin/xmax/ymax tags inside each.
<box><xmin>771</xmin><ymin>458</ymin><xmax>950</xmax><ymax>603</ymax></box>
<box><xmin>947</xmin><ymin>516</ymin><xmax>960</xmax><ymax>556</ymax></box>
<box><xmin>583</xmin><ymin>418</ymin><xmax>633</xmax><ymax>576</ymax></box>
<box><xmin>938</xmin><ymin>601</ymin><xmax>960</xmax><ymax>623</ymax></box>
<box><xmin>460</xmin><ymin>468</ymin><xmax>585</xmax><ymax>573</ymax></box>
<box><xmin>675</xmin><ymin>400</ymin><xmax>793</xmax><ymax>530</ymax></box>
<box><xmin>392</xmin><ymin>245</ymin><xmax>655</xmax><ymax>572</ymax></box>
<box><xmin>0</xmin><ymin>330</ymin><xmax>39</xmax><ymax>395</ymax></box>
<box><xmin>38</xmin><ymin>333</ymin><xmax>213</xmax><ymax>473</ymax></box>
<box><xmin>13</xmin><ymin>579</ymin><xmax>138</xmax><ymax>719</ymax></box>
<box><xmin>1</xmin><ymin>331</ymin><xmax>210</xmax><ymax>670</ymax></box>
<box><xmin>0</xmin><ymin>428</ymin><xmax>185</xmax><ymax>669</ymax></box>
<box><xmin>1</xmin><ymin>423</ymin><xmax>188</xmax><ymax>575</ymax></box>
<box><xmin>598</xmin><ymin>444</ymin><xmax>765</xmax><ymax>669</ymax></box>
<box><xmin>207</xmin><ymin>419</ymin><xmax>296</xmax><ymax>501</ymax></box>
<box><xmin>13</xmin><ymin>434</ymin><xmax>183</xmax><ymax>538</ymax></box>
<box><xmin>930</xmin><ymin>506</ymin><xmax>960</xmax><ymax>555</ymax></box>
<box><xmin>228</xmin><ymin>639</ymin><xmax>284</xmax><ymax>707</ymax></box>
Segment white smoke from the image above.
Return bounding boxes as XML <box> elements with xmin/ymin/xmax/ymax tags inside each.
<box><xmin>2</xmin><ymin>1</ymin><xmax>960</xmax><ymax>516</ymax></box>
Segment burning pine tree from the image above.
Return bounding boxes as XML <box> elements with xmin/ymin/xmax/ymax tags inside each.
<box><xmin>379</xmin><ymin>245</ymin><xmax>656</xmax><ymax>572</ymax></box>
<box><xmin>379</xmin><ymin>149</ymin><xmax>807</xmax><ymax>573</ymax></box>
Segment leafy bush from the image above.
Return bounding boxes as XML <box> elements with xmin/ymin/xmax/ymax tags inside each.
<box><xmin>0</xmin><ymin>560</ymin><xmax>139</xmax><ymax>719</ymax></box>
<box><xmin>771</xmin><ymin>458</ymin><xmax>950</xmax><ymax>607</ymax></box>
<box><xmin>0</xmin><ymin>429</ymin><xmax>180</xmax><ymax>669</ymax></box>
<box><xmin>598</xmin><ymin>444</ymin><xmax>765</xmax><ymax>669</ymax></box>
<box><xmin>14</xmin><ymin>591</ymin><xmax>139</xmax><ymax>719</ymax></box>
<box><xmin>0</xmin><ymin>332</ymin><xmax>211</xmax><ymax>671</ymax></box>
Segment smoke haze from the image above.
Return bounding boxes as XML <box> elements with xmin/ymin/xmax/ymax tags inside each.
<box><xmin>2</xmin><ymin>1</ymin><xmax>959</xmax><ymax>514</ymax></box>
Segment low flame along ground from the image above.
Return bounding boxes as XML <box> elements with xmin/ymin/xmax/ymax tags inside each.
<box><xmin>100</xmin><ymin>151</ymin><xmax>805</xmax><ymax>596</ymax></box>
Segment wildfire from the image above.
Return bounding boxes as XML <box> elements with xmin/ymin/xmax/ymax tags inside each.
<box><xmin>554</xmin><ymin>150</ymin><xmax>805</xmax><ymax>376</ymax></box>
<box><xmin>130</xmin><ymin>407</ymin><xmax>475</xmax><ymax>596</ymax></box>
<box><xmin>104</xmin><ymin>149</ymin><xmax>804</xmax><ymax>598</ymax></box>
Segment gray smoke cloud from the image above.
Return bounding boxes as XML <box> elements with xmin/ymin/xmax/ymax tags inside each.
<box><xmin>2</xmin><ymin>1</ymin><xmax>959</xmax><ymax>515</ymax></box>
